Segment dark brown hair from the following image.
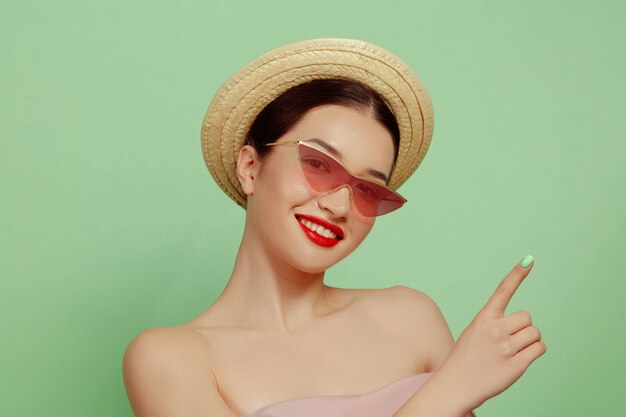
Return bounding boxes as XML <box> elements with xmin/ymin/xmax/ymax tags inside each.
<box><xmin>247</xmin><ymin>79</ymin><xmax>400</xmax><ymax>165</ymax></box>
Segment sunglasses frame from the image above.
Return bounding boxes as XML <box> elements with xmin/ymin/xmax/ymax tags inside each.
<box><xmin>264</xmin><ymin>139</ymin><xmax>407</xmax><ymax>217</ymax></box>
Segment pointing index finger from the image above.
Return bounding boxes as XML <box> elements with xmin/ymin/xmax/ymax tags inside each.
<box><xmin>483</xmin><ymin>255</ymin><xmax>534</xmax><ymax>317</ymax></box>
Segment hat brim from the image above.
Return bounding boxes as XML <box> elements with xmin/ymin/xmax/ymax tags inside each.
<box><xmin>201</xmin><ymin>38</ymin><xmax>434</xmax><ymax>209</ymax></box>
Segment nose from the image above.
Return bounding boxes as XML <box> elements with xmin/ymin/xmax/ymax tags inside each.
<box><xmin>317</xmin><ymin>185</ymin><xmax>352</xmax><ymax>218</ymax></box>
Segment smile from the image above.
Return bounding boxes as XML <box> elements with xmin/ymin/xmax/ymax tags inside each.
<box><xmin>300</xmin><ymin>218</ymin><xmax>338</xmax><ymax>239</ymax></box>
<box><xmin>295</xmin><ymin>214</ymin><xmax>344</xmax><ymax>247</ymax></box>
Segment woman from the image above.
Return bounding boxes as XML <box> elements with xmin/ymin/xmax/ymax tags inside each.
<box><xmin>123</xmin><ymin>39</ymin><xmax>545</xmax><ymax>417</ymax></box>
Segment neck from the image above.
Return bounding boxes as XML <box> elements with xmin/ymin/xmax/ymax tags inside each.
<box><xmin>209</xmin><ymin>223</ymin><xmax>336</xmax><ymax>334</ymax></box>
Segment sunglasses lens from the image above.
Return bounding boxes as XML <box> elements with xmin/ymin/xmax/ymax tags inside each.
<box><xmin>352</xmin><ymin>181</ymin><xmax>405</xmax><ymax>216</ymax></box>
<box><xmin>297</xmin><ymin>144</ymin><xmax>405</xmax><ymax>217</ymax></box>
<box><xmin>298</xmin><ymin>144</ymin><xmax>350</xmax><ymax>190</ymax></box>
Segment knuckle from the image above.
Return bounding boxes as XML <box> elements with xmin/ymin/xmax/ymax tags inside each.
<box><xmin>532</xmin><ymin>326</ymin><xmax>542</xmax><ymax>341</ymax></box>
<box><xmin>489</xmin><ymin>322</ymin><xmax>504</xmax><ymax>339</ymax></box>
<box><xmin>496</xmin><ymin>319</ymin><xmax>509</xmax><ymax>335</ymax></box>
<box><xmin>512</xmin><ymin>354</ymin><xmax>531</xmax><ymax>372</ymax></box>
<box><xmin>519</xmin><ymin>310</ymin><xmax>532</xmax><ymax>324</ymax></box>
<box><xmin>501</xmin><ymin>340</ymin><xmax>516</xmax><ymax>356</ymax></box>
<box><xmin>526</xmin><ymin>341</ymin><xmax>547</xmax><ymax>361</ymax></box>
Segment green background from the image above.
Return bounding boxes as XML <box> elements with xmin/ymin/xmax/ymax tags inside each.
<box><xmin>2</xmin><ymin>0</ymin><xmax>624</xmax><ymax>416</ymax></box>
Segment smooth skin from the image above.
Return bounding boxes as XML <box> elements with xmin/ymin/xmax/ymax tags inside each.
<box><xmin>393</xmin><ymin>259</ymin><xmax>546</xmax><ymax>417</ymax></box>
<box><xmin>122</xmin><ymin>105</ymin><xmax>545</xmax><ymax>417</ymax></box>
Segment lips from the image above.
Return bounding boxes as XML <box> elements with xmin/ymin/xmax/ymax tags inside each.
<box><xmin>295</xmin><ymin>213</ymin><xmax>344</xmax><ymax>247</ymax></box>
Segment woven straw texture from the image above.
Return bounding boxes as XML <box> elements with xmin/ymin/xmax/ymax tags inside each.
<box><xmin>201</xmin><ymin>38</ymin><xmax>434</xmax><ymax>209</ymax></box>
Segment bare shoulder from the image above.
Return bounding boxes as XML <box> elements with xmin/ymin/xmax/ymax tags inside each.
<box><xmin>354</xmin><ymin>285</ymin><xmax>443</xmax><ymax>323</ymax></box>
<box><xmin>123</xmin><ymin>326</ymin><xmax>236</xmax><ymax>417</ymax></box>
<box><xmin>123</xmin><ymin>326</ymin><xmax>212</xmax><ymax>375</ymax></box>
<box><xmin>122</xmin><ymin>326</ymin><xmax>214</xmax><ymax>397</ymax></box>
<box><xmin>382</xmin><ymin>284</ymin><xmax>441</xmax><ymax>313</ymax></box>
<box><xmin>124</xmin><ymin>325</ymin><xmax>212</xmax><ymax>358</ymax></box>
<box><xmin>358</xmin><ymin>285</ymin><xmax>455</xmax><ymax>372</ymax></box>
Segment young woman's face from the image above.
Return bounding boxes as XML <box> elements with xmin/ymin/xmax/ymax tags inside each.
<box><xmin>244</xmin><ymin>104</ymin><xmax>396</xmax><ymax>273</ymax></box>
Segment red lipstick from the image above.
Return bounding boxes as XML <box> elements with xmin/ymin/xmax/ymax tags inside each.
<box><xmin>295</xmin><ymin>214</ymin><xmax>344</xmax><ymax>248</ymax></box>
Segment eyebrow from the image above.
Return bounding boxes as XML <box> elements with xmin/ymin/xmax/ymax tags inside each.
<box><xmin>305</xmin><ymin>138</ymin><xmax>390</xmax><ymax>184</ymax></box>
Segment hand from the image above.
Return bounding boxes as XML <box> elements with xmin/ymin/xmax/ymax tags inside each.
<box><xmin>437</xmin><ymin>256</ymin><xmax>547</xmax><ymax>411</ymax></box>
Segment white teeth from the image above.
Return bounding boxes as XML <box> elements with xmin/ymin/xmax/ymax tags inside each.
<box><xmin>299</xmin><ymin>217</ymin><xmax>338</xmax><ymax>239</ymax></box>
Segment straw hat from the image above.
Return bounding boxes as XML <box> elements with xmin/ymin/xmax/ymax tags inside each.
<box><xmin>201</xmin><ymin>38</ymin><xmax>434</xmax><ymax>209</ymax></box>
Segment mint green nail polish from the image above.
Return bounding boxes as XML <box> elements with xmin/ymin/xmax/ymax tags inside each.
<box><xmin>520</xmin><ymin>255</ymin><xmax>534</xmax><ymax>268</ymax></box>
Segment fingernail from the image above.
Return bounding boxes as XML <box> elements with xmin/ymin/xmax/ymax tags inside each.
<box><xmin>520</xmin><ymin>255</ymin><xmax>534</xmax><ymax>268</ymax></box>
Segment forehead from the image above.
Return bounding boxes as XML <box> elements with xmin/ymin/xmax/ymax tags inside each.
<box><xmin>284</xmin><ymin>104</ymin><xmax>396</xmax><ymax>179</ymax></box>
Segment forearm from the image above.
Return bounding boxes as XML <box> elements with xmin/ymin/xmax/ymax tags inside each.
<box><xmin>392</xmin><ymin>372</ymin><xmax>474</xmax><ymax>417</ymax></box>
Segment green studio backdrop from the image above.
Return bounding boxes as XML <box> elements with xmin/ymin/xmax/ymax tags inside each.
<box><xmin>1</xmin><ymin>0</ymin><xmax>624</xmax><ymax>416</ymax></box>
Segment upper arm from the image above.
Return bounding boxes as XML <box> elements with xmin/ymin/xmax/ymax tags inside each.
<box><xmin>122</xmin><ymin>327</ymin><xmax>237</xmax><ymax>417</ymax></box>
<box><xmin>389</xmin><ymin>285</ymin><xmax>455</xmax><ymax>372</ymax></box>
<box><xmin>389</xmin><ymin>287</ymin><xmax>478</xmax><ymax>416</ymax></box>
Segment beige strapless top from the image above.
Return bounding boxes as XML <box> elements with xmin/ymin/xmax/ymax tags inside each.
<box><xmin>246</xmin><ymin>372</ymin><xmax>472</xmax><ymax>417</ymax></box>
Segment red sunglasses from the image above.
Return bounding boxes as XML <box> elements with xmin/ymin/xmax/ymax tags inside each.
<box><xmin>265</xmin><ymin>140</ymin><xmax>406</xmax><ymax>217</ymax></box>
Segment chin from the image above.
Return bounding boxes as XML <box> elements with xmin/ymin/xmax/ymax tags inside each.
<box><xmin>289</xmin><ymin>244</ymin><xmax>359</xmax><ymax>274</ymax></box>
<box><xmin>287</xmin><ymin>258</ymin><xmax>339</xmax><ymax>275</ymax></box>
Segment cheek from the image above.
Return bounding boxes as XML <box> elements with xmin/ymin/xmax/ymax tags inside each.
<box><xmin>258</xmin><ymin>163</ymin><xmax>313</xmax><ymax>208</ymax></box>
<box><xmin>357</xmin><ymin>220</ymin><xmax>374</xmax><ymax>238</ymax></box>
<box><xmin>348</xmin><ymin>217</ymin><xmax>375</xmax><ymax>246</ymax></box>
